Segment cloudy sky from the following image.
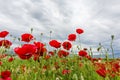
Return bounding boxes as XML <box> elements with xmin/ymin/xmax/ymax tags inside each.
<box><xmin>0</xmin><ymin>0</ymin><xmax>120</xmax><ymax>57</ymax></box>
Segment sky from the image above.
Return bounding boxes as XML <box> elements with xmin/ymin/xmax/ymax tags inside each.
<box><xmin>0</xmin><ymin>0</ymin><xmax>120</xmax><ymax>57</ymax></box>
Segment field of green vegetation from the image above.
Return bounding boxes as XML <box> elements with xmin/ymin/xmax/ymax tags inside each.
<box><xmin>0</xmin><ymin>28</ymin><xmax>120</xmax><ymax>80</ymax></box>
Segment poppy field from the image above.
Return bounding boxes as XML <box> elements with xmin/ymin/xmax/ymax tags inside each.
<box><xmin>0</xmin><ymin>28</ymin><xmax>120</xmax><ymax>80</ymax></box>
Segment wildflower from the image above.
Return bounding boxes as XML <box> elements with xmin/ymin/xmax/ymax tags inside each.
<box><xmin>44</xmin><ymin>55</ymin><xmax>51</xmax><ymax>60</ymax></box>
<box><xmin>34</xmin><ymin>41</ymin><xmax>44</xmax><ymax>49</ymax></box>
<box><xmin>0</xmin><ymin>70</ymin><xmax>11</xmax><ymax>79</ymax></box>
<box><xmin>54</xmin><ymin>62</ymin><xmax>60</xmax><ymax>70</ymax></box>
<box><xmin>58</xmin><ymin>50</ymin><xmax>69</xmax><ymax>58</ymax></box>
<box><xmin>76</xmin><ymin>28</ymin><xmax>84</xmax><ymax>34</ymax></box>
<box><xmin>0</xmin><ymin>31</ymin><xmax>9</xmax><ymax>38</ymax></box>
<box><xmin>85</xmin><ymin>55</ymin><xmax>92</xmax><ymax>60</ymax></box>
<box><xmin>35</xmin><ymin>47</ymin><xmax>47</xmax><ymax>56</ymax></box>
<box><xmin>96</xmin><ymin>68</ymin><xmax>107</xmax><ymax>78</ymax></box>
<box><xmin>33</xmin><ymin>54</ymin><xmax>39</xmax><ymax>61</ymax></box>
<box><xmin>62</xmin><ymin>41</ymin><xmax>72</xmax><ymax>50</ymax></box>
<box><xmin>14</xmin><ymin>44</ymin><xmax>37</xmax><ymax>60</ymax></box>
<box><xmin>8</xmin><ymin>57</ymin><xmax>14</xmax><ymax>62</ymax></box>
<box><xmin>21</xmin><ymin>33</ymin><xmax>33</xmax><ymax>42</ymax></box>
<box><xmin>49</xmin><ymin>40</ymin><xmax>61</xmax><ymax>48</ymax></box>
<box><xmin>0</xmin><ymin>40</ymin><xmax>12</xmax><ymax>48</ymax></box>
<box><xmin>78</xmin><ymin>50</ymin><xmax>87</xmax><ymax>57</ymax></box>
<box><xmin>48</xmin><ymin>51</ymin><xmax>54</xmax><ymax>56</ymax></box>
<box><xmin>62</xmin><ymin>69</ymin><xmax>71</xmax><ymax>75</ymax></box>
<box><xmin>0</xmin><ymin>61</ymin><xmax>2</xmax><ymax>66</ymax></box>
<box><xmin>34</xmin><ymin>41</ymin><xmax>47</xmax><ymax>57</ymax></box>
<box><xmin>68</xmin><ymin>34</ymin><xmax>76</xmax><ymax>41</ymax></box>
<box><xmin>112</xmin><ymin>62</ymin><xmax>120</xmax><ymax>73</ymax></box>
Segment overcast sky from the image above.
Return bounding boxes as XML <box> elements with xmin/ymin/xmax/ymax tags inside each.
<box><xmin>0</xmin><ymin>0</ymin><xmax>120</xmax><ymax>57</ymax></box>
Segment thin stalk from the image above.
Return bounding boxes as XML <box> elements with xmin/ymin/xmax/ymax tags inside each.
<box><xmin>110</xmin><ymin>35</ymin><xmax>114</xmax><ymax>59</ymax></box>
<box><xmin>78</xmin><ymin>35</ymin><xmax>82</xmax><ymax>50</ymax></box>
<box><xmin>50</xmin><ymin>31</ymin><xmax>52</xmax><ymax>40</ymax></box>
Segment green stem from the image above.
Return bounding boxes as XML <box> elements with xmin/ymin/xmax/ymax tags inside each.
<box><xmin>110</xmin><ymin>39</ymin><xmax>114</xmax><ymax>59</ymax></box>
<box><xmin>78</xmin><ymin>35</ymin><xmax>82</xmax><ymax>50</ymax></box>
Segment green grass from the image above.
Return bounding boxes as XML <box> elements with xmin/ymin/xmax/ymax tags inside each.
<box><xmin>0</xmin><ymin>55</ymin><xmax>120</xmax><ymax>80</ymax></box>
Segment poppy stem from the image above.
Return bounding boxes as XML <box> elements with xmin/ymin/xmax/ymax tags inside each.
<box><xmin>78</xmin><ymin>35</ymin><xmax>82</xmax><ymax>50</ymax></box>
<box><xmin>50</xmin><ymin>31</ymin><xmax>52</xmax><ymax>40</ymax></box>
<box><xmin>110</xmin><ymin>35</ymin><xmax>114</xmax><ymax>59</ymax></box>
<box><xmin>90</xmin><ymin>47</ymin><xmax>93</xmax><ymax>58</ymax></box>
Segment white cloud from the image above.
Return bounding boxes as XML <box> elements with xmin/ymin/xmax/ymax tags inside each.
<box><xmin>0</xmin><ymin>0</ymin><xmax>120</xmax><ymax>56</ymax></box>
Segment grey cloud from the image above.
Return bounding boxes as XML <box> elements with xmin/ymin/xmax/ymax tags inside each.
<box><xmin>0</xmin><ymin>0</ymin><xmax>120</xmax><ymax>56</ymax></box>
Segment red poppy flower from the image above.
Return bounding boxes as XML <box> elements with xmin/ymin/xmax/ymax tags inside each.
<box><xmin>78</xmin><ymin>50</ymin><xmax>87</xmax><ymax>57</ymax></box>
<box><xmin>62</xmin><ymin>41</ymin><xmax>72</xmax><ymax>50</ymax></box>
<box><xmin>68</xmin><ymin>34</ymin><xmax>76</xmax><ymax>41</ymax></box>
<box><xmin>54</xmin><ymin>62</ymin><xmax>60</xmax><ymax>69</ymax></box>
<box><xmin>1</xmin><ymin>70</ymin><xmax>11</xmax><ymax>79</ymax></box>
<box><xmin>0</xmin><ymin>31</ymin><xmax>9</xmax><ymax>38</ymax></box>
<box><xmin>113</xmin><ymin>62</ymin><xmax>120</xmax><ymax>69</ymax></box>
<box><xmin>33</xmin><ymin>54</ymin><xmax>39</xmax><ymax>61</ymax></box>
<box><xmin>112</xmin><ymin>62</ymin><xmax>120</xmax><ymax>73</ymax></box>
<box><xmin>58</xmin><ymin>50</ymin><xmax>69</xmax><ymax>58</ymax></box>
<box><xmin>14</xmin><ymin>44</ymin><xmax>37</xmax><ymax>60</ymax></box>
<box><xmin>96</xmin><ymin>68</ymin><xmax>107</xmax><ymax>78</ymax></box>
<box><xmin>48</xmin><ymin>51</ymin><xmax>54</xmax><ymax>56</ymax></box>
<box><xmin>43</xmin><ymin>65</ymin><xmax>47</xmax><ymax>70</ymax></box>
<box><xmin>8</xmin><ymin>57</ymin><xmax>14</xmax><ymax>62</ymax></box>
<box><xmin>44</xmin><ymin>55</ymin><xmax>51</xmax><ymax>60</ymax></box>
<box><xmin>0</xmin><ymin>40</ymin><xmax>12</xmax><ymax>48</ymax></box>
<box><xmin>62</xmin><ymin>69</ymin><xmax>71</xmax><ymax>75</ymax></box>
<box><xmin>34</xmin><ymin>41</ymin><xmax>44</xmax><ymax>49</ymax></box>
<box><xmin>0</xmin><ymin>61</ymin><xmax>2</xmax><ymax>66</ymax></box>
<box><xmin>85</xmin><ymin>55</ymin><xmax>92</xmax><ymax>60</ymax></box>
<box><xmin>39</xmin><ymin>48</ymin><xmax>47</xmax><ymax>56</ymax></box>
<box><xmin>34</xmin><ymin>41</ymin><xmax>47</xmax><ymax>57</ymax></box>
<box><xmin>76</xmin><ymin>28</ymin><xmax>84</xmax><ymax>34</ymax></box>
<box><xmin>62</xmin><ymin>52</ymin><xmax>69</xmax><ymax>57</ymax></box>
<box><xmin>0</xmin><ymin>77</ymin><xmax>12</xmax><ymax>80</ymax></box>
<box><xmin>21</xmin><ymin>33</ymin><xmax>33</xmax><ymax>42</ymax></box>
<box><xmin>49</xmin><ymin>40</ymin><xmax>61</xmax><ymax>48</ymax></box>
